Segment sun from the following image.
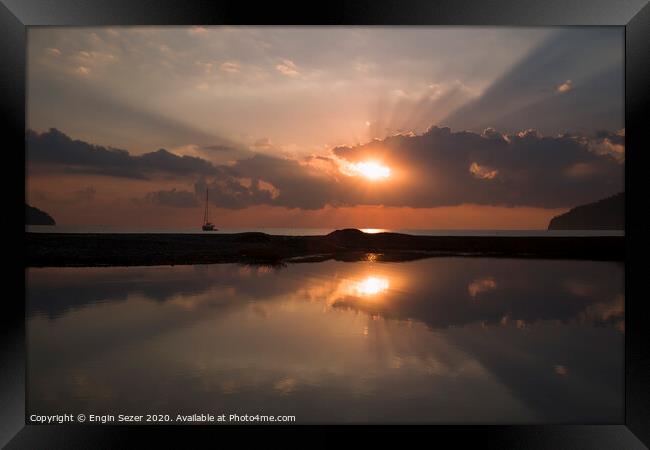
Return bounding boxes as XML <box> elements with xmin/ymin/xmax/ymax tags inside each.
<box><xmin>352</xmin><ymin>161</ymin><xmax>391</xmax><ymax>180</ymax></box>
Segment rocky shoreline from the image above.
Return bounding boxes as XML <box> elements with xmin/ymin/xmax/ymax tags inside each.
<box><xmin>25</xmin><ymin>229</ymin><xmax>625</xmax><ymax>267</ymax></box>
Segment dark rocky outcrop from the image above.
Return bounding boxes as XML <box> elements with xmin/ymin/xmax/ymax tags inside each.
<box><xmin>548</xmin><ymin>193</ymin><xmax>624</xmax><ymax>230</ymax></box>
<box><xmin>26</xmin><ymin>204</ymin><xmax>56</xmax><ymax>225</ymax></box>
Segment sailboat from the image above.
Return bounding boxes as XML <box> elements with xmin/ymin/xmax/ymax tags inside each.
<box><xmin>202</xmin><ymin>188</ymin><xmax>217</xmax><ymax>231</ymax></box>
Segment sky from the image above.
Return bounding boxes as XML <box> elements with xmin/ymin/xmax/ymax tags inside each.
<box><xmin>26</xmin><ymin>26</ymin><xmax>624</xmax><ymax>229</ymax></box>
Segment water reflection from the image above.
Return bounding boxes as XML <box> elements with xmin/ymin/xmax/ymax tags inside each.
<box><xmin>350</xmin><ymin>276</ymin><xmax>390</xmax><ymax>296</ymax></box>
<box><xmin>468</xmin><ymin>277</ymin><xmax>497</xmax><ymax>298</ymax></box>
<box><xmin>27</xmin><ymin>257</ymin><xmax>624</xmax><ymax>423</ymax></box>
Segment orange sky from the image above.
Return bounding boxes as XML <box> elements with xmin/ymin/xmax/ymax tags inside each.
<box><xmin>25</xmin><ymin>27</ymin><xmax>623</xmax><ymax>230</ymax></box>
<box><xmin>27</xmin><ymin>173</ymin><xmax>566</xmax><ymax>229</ymax></box>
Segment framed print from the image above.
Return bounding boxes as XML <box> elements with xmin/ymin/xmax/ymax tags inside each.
<box><xmin>4</xmin><ymin>0</ymin><xmax>650</xmax><ymax>447</ymax></box>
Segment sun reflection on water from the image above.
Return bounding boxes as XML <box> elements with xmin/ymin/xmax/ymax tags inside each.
<box><xmin>364</xmin><ymin>253</ymin><xmax>381</xmax><ymax>262</ymax></box>
<box><xmin>351</xmin><ymin>276</ymin><xmax>390</xmax><ymax>296</ymax></box>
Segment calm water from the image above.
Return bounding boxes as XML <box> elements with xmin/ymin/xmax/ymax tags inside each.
<box><xmin>26</xmin><ymin>225</ymin><xmax>624</xmax><ymax>237</ymax></box>
<box><xmin>27</xmin><ymin>258</ymin><xmax>624</xmax><ymax>424</ymax></box>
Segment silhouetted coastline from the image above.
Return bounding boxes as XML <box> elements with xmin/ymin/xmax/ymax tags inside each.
<box><xmin>548</xmin><ymin>192</ymin><xmax>624</xmax><ymax>230</ymax></box>
<box><xmin>26</xmin><ymin>204</ymin><xmax>55</xmax><ymax>225</ymax></box>
<box><xmin>26</xmin><ymin>228</ymin><xmax>624</xmax><ymax>267</ymax></box>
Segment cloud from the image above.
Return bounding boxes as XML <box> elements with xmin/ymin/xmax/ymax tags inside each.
<box><xmin>556</xmin><ymin>79</ymin><xmax>573</xmax><ymax>93</ymax></box>
<box><xmin>332</xmin><ymin>126</ymin><xmax>623</xmax><ymax>209</ymax></box>
<box><xmin>219</xmin><ymin>61</ymin><xmax>240</xmax><ymax>73</ymax></box>
<box><xmin>196</xmin><ymin>125</ymin><xmax>622</xmax><ymax>210</ymax></box>
<box><xmin>591</xmin><ymin>129</ymin><xmax>625</xmax><ymax>162</ymax></box>
<box><xmin>75</xmin><ymin>66</ymin><xmax>91</xmax><ymax>76</ymax></box>
<box><xmin>27</xmin><ymin>128</ymin><xmax>221</xmax><ymax>180</ymax></box>
<box><xmin>275</xmin><ymin>59</ymin><xmax>300</xmax><ymax>77</ymax></box>
<box><xmin>469</xmin><ymin>162</ymin><xmax>498</xmax><ymax>180</ymax></box>
<box><xmin>73</xmin><ymin>50</ymin><xmax>117</xmax><ymax>66</ymax></box>
<box><xmin>28</xmin><ymin>126</ymin><xmax>624</xmax><ymax>210</ymax></box>
<box><xmin>194</xmin><ymin>153</ymin><xmax>335</xmax><ymax>210</ymax></box>
<box><xmin>563</xmin><ymin>162</ymin><xmax>600</xmax><ymax>178</ymax></box>
<box><xmin>28</xmin><ymin>27</ymin><xmax>622</xmax><ymax>157</ymax></box>
<box><xmin>142</xmin><ymin>189</ymin><xmax>199</xmax><ymax>208</ymax></box>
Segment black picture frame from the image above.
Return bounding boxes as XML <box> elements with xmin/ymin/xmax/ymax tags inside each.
<box><xmin>4</xmin><ymin>0</ymin><xmax>649</xmax><ymax>447</ymax></box>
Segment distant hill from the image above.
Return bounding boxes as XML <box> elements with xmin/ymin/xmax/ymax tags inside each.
<box><xmin>26</xmin><ymin>204</ymin><xmax>56</xmax><ymax>225</ymax></box>
<box><xmin>548</xmin><ymin>193</ymin><xmax>624</xmax><ymax>230</ymax></box>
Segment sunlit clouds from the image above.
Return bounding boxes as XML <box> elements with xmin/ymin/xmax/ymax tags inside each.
<box><xmin>26</xmin><ymin>26</ymin><xmax>624</xmax><ymax>228</ymax></box>
<box><xmin>27</xmin><ymin>27</ymin><xmax>559</xmax><ymax>153</ymax></box>
<box><xmin>590</xmin><ymin>129</ymin><xmax>625</xmax><ymax>163</ymax></box>
<box><xmin>469</xmin><ymin>162</ymin><xmax>498</xmax><ymax>180</ymax></box>
<box><xmin>219</xmin><ymin>61</ymin><xmax>241</xmax><ymax>73</ymax></box>
<box><xmin>275</xmin><ymin>59</ymin><xmax>301</xmax><ymax>77</ymax></box>
<box><xmin>74</xmin><ymin>66</ymin><xmax>91</xmax><ymax>76</ymax></box>
<box><xmin>556</xmin><ymin>79</ymin><xmax>573</xmax><ymax>93</ymax></box>
<box><xmin>27</xmin><ymin>124</ymin><xmax>624</xmax><ymax>226</ymax></box>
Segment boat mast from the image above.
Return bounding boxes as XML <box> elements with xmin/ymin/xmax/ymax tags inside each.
<box><xmin>204</xmin><ymin>188</ymin><xmax>209</xmax><ymax>224</ymax></box>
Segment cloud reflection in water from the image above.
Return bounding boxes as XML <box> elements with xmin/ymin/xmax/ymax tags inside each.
<box><xmin>27</xmin><ymin>257</ymin><xmax>624</xmax><ymax>423</ymax></box>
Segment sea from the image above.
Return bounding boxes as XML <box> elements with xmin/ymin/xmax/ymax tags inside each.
<box><xmin>27</xmin><ymin>257</ymin><xmax>624</xmax><ymax>423</ymax></box>
<box><xmin>25</xmin><ymin>224</ymin><xmax>625</xmax><ymax>423</ymax></box>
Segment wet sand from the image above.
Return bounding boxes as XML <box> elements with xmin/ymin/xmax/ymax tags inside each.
<box><xmin>25</xmin><ymin>229</ymin><xmax>625</xmax><ymax>267</ymax></box>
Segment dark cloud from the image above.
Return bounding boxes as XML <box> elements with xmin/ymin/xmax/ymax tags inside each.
<box><xmin>193</xmin><ymin>152</ymin><xmax>337</xmax><ymax>210</ymax></box>
<box><xmin>138</xmin><ymin>149</ymin><xmax>214</xmax><ymax>176</ymax></box>
<box><xmin>28</xmin><ymin>126</ymin><xmax>624</xmax><ymax>210</ymax></box>
<box><xmin>332</xmin><ymin>126</ymin><xmax>624</xmax><ymax>209</ymax></box>
<box><xmin>27</xmin><ymin>128</ymin><xmax>220</xmax><ymax>180</ymax></box>
<box><xmin>194</xmin><ymin>177</ymin><xmax>276</xmax><ymax>210</ymax></box>
<box><xmin>596</xmin><ymin>129</ymin><xmax>625</xmax><ymax>146</ymax></box>
<box><xmin>227</xmin><ymin>154</ymin><xmax>338</xmax><ymax>209</ymax></box>
<box><xmin>198</xmin><ymin>125</ymin><xmax>623</xmax><ymax>210</ymax></box>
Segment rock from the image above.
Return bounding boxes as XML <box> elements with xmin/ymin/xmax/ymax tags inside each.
<box><xmin>26</xmin><ymin>204</ymin><xmax>56</xmax><ymax>225</ymax></box>
<box><xmin>548</xmin><ymin>193</ymin><xmax>623</xmax><ymax>230</ymax></box>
